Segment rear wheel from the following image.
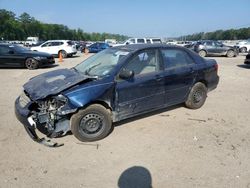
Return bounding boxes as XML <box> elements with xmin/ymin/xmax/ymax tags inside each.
<box><xmin>25</xmin><ymin>58</ymin><xmax>39</xmax><ymax>70</ymax></box>
<box><xmin>226</xmin><ymin>50</ymin><xmax>235</xmax><ymax>58</ymax></box>
<box><xmin>198</xmin><ymin>50</ymin><xmax>207</xmax><ymax>57</ymax></box>
<box><xmin>185</xmin><ymin>82</ymin><xmax>207</xmax><ymax>109</ymax></box>
<box><xmin>240</xmin><ymin>47</ymin><xmax>247</xmax><ymax>53</ymax></box>
<box><xmin>70</xmin><ymin>104</ymin><xmax>112</xmax><ymax>142</ymax></box>
<box><xmin>59</xmin><ymin>50</ymin><xmax>67</xmax><ymax>58</ymax></box>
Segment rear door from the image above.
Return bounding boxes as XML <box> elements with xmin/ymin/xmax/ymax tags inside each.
<box><xmin>204</xmin><ymin>41</ymin><xmax>216</xmax><ymax>54</ymax></box>
<box><xmin>0</xmin><ymin>46</ymin><xmax>10</xmax><ymax>67</ymax></box>
<box><xmin>214</xmin><ymin>41</ymin><xmax>227</xmax><ymax>54</ymax></box>
<box><xmin>116</xmin><ymin>49</ymin><xmax>165</xmax><ymax>118</ymax></box>
<box><xmin>160</xmin><ymin>48</ymin><xmax>197</xmax><ymax>105</ymax></box>
<box><xmin>0</xmin><ymin>46</ymin><xmax>23</xmax><ymax>67</ymax></box>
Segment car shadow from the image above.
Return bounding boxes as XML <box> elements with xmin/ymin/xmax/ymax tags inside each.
<box><xmin>0</xmin><ymin>64</ymin><xmax>59</xmax><ymax>70</ymax></box>
<box><xmin>118</xmin><ymin>166</ymin><xmax>152</xmax><ymax>188</ymax></box>
<box><xmin>40</xmin><ymin>64</ymin><xmax>59</xmax><ymax>69</ymax></box>
<box><xmin>114</xmin><ymin>104</ymin><xmax>183</xmax><ymax>127</ymax></box>
<box><xmin>55</xmin><ymin>55</ymin><xmax>81</xmax><ymax>59</ymax></box>
<box><xmin>69</xmin><ymin>55</ymin><xmax>81</xmax><ymax>58</ymax></box>
<box><xmin>237</xmin><ymin>64</ymin><xmax>250</xmax><ymax>69</ymax></box>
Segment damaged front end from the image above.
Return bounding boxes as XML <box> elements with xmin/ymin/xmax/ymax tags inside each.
<box><xmin>15</xmin><ymin>91</ymin><xmax>77</xmax><ymax>147</ymax></box>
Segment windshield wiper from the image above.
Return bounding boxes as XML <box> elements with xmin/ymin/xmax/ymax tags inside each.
<box><xmin>72</xmin><ymin>67</ymin><xmax>98</xmax><ymax>79</ymax></box>
<box><xmin>85</xmin><ymin>63</ymin><xmax>101</xmax><ymax>76</ymax></box>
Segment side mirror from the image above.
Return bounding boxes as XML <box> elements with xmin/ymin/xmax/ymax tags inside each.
<box><xmin>119</xmin><ymin>69</ymin><xmax>134</xmax><ymax>80</ymax></box>
<box><xmin>9</xmin><ymin>50</ymin><xmax>14</xmax><ymax>54</ymax></box>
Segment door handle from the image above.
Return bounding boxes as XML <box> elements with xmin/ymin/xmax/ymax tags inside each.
<box><xmin>155</xmin><ymin>75</ymin><xmax>163</xmax><ymax>81</ymax></box>
<box><xmin>189</xmin><ymin>68</ymin><xmax>195</xmax><ymax>73</ymax></box>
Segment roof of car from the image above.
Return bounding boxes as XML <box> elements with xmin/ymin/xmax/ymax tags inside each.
<box><xmin>0</xmin><ymin>43</ymin><xmax>18</xmax><ymax>47</ymax></box>
<box><xmin>113</xmin><ymin>44</ymin><xmax>181</xmax><ymax>51</ymax></box>
<box><xmin>46</xmin><ymin>40</ymin><xmax>71</xmax><ymax>42</ymax></box>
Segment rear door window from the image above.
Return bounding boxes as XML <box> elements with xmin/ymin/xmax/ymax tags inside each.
<box><xmin>137</xmin><ymin>39</ymin><xmax>145</xmax><ymax>43</ymax></box>
<box><xmin>152</xmin><ymin>39</ymin><xmax>162</xmax><ymax>43</ymax></box>
<box><xmin>161</xmin><ymin>48</ymin><xmax>194</xmax><ymax>69</ymax></box>
<box><xmin>0</xmin><ymin>46</ymin><xmax>10</xmax><ymax>54</ymax></box>
<box><xmin>205</xmin><ymin>41</ymin><xmax>213</xmax><ymax>46</ymax></box>
<box><xmin>67</xmin><ymin>41</ymin><xmax>74</xmax><ymax>46</ymax></box>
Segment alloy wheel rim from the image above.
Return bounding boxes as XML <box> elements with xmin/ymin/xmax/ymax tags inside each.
<box><xmin>26</xmin><ymin>59</ymin><xmax>36</xmax><ymax>69</ymax></box>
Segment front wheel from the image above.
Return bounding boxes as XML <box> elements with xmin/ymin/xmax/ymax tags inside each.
<box><xmin>25</xmin><ymin>58</ymin><xmax>39</xmax><ymax>70</ymax></box>
<box><xmin>185</xmin><ymin>82</ymin><xmax>207</xmax><ymax>109</ymax></box>
<box><xmin>70</xmin><ymin>104</ymin><xmax>112</xmax><ymax>142</ymax></box>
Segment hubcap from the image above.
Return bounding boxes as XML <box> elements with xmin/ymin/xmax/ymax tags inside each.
<box><xmin>199</xmin><ymin>51</ymin><xmax>206</xmax><ymax>57</ymax></box>
<box><xmin>26</xmin><ymin>59</ymin><xmax>37</xmax><ymax>69</ymax></box>
<box><xmin>228</xmin><ymin>51</ymin><xmax>234</xmax><ymax>57</ymax></box>
<box><xmin>241</xmin><ymin>48</ymin><xmax>246</xmax><ymax>53</ymax></box>
<box><xmin>193</xmin><ymin>89</ymin><xmax>203</xmax><ymax>103</ymax></box>
<box><xmin>79</xmin><ymin>113</ymin><xmax>104</xmax><ymax>135</ymax></box>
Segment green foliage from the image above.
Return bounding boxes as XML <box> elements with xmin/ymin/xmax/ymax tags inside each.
<box><xmin>178</xmin><ymin>27</ymin><xmax>250</xmax><ymax>41</ymax></box>
<box><xmin>0</xmin><ymin>9</ymin><xmax>128</xmax><ymax>41</ymax></box>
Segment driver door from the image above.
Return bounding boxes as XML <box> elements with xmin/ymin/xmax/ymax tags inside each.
<box><xmin>115</xmin><ymin>49</ymin><xmax>165</xmax><ymax>119</ymax></box>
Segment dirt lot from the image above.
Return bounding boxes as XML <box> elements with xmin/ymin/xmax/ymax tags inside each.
<box><xmin>0</xmin><ymin>53</ymin><xmax>250</xmax><ymax>188</ymax></box>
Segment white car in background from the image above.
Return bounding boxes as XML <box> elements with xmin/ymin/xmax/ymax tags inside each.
<box><xmin>236</xmin><ymin>41</ymin><xmax>250</xmax><ymax>53</ymax></box>
<box><xmin>114</xmin><ymin>37</ymin><xmax>162</xmax><ymax>46</ymax></box>
<box><xmin>31</xmin><ymin>40</ymin><xmax>77</xmax><ymax>58</ymax></box>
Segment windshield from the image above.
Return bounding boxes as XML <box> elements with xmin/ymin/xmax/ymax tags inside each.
<box><xmin>75</xmin><ymin>48</ymin><xmax>130</xmax><ymax>77</ymax></box>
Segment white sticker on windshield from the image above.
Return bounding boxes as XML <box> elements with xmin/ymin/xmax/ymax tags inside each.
<box><xmin>115</xmin><ymin>51</ymin><xmax>129</xmax><ymax>56</ymax></box>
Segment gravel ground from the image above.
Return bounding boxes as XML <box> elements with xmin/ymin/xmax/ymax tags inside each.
<box><xmin>0</xmin><ymin>52</ymin><xmax>250</xmax><ymax>188</ymax></box>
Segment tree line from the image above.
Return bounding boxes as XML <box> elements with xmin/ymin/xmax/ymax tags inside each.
<box><xmin>178</xmin><ymin>27</ymin><xmax>250</xmax><ymax>41</ymax></box>
<box><xmin>0</xmin><ymin>9</ymin><xmax>128</xmax><ymax>41</ymax></box>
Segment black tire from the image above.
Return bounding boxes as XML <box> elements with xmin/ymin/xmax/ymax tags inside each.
<box><xmin>59</xmin><ymin>50</ymin><xmax>67</xmax><ymax>58</ymax></box>
<box><xmin>25</xmin><ymin>58</ymin><xmax>39</xmax><ymax>70</ymax></box>
<box><xmin>70</xmin><ymin>104</ymin><xmax>112</xmax><ymax>142</ymax></box>
<box><xmin>185</xmin><ymin>82</ymin><xmax>207</xmax><ymax>109</ymax></box>
<box><xmin>198</xmin><ymin>50</ymin><xmax>207</xmax><ymax>57</ymax></box>
<box><xmin>226</xmin><ymin>50</ymin><xmax>235</xmax><ymax>58</ymax></box>
<box><xmin>240</xmin><ymin>47</ymin><xmax>247</xmax><ymax>53</ymax></box>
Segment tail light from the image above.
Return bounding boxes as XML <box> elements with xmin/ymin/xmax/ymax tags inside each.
<box><xmin>214</xmin><ymin>63</ymin><xmax>218</xmax><ymax>73</ymax></box>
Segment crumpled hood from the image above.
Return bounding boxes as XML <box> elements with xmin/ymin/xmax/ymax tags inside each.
<box><xmin>24</xmin><ymin>68</ymin><xmax>90</xmax><ymax>100</ymax></box>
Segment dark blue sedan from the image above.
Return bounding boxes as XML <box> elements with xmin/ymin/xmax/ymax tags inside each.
<box><xmin>87</xmin><ymin>42</ymin><xmax>110</xmax><ymax>53</ymax></box>
<box><xmin>15</xmin><ymin>44</ymin><xmax>219</xmax><ymax>146</ymax></box>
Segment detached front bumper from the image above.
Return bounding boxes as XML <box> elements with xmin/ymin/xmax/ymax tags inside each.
<box><xmin>15</xmin><ymin>97</ymin><xmax>63</xmax><ymax>147</ymax></box>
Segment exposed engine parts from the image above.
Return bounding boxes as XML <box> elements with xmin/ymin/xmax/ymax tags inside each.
<box><xmin>33</xmin><ymin>96</ymin><xmax>70</xmax><ymax>138</ymax></box>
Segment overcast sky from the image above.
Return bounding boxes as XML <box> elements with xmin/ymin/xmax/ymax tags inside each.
<box><xmin>1</xmin><ymin>0</ymin><xmax>250</xmax><ymax>37</ymax></box>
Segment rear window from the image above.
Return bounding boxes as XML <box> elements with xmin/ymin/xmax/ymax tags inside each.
<box><xmin>67</xmin><ymin>41</ymin><xmax>74</xmax><ymax>46</ymax></box>
<box><xmin>152</xmin><ymin>39</ymin><xmax>162</xmax><ymax>43</ymax></box>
